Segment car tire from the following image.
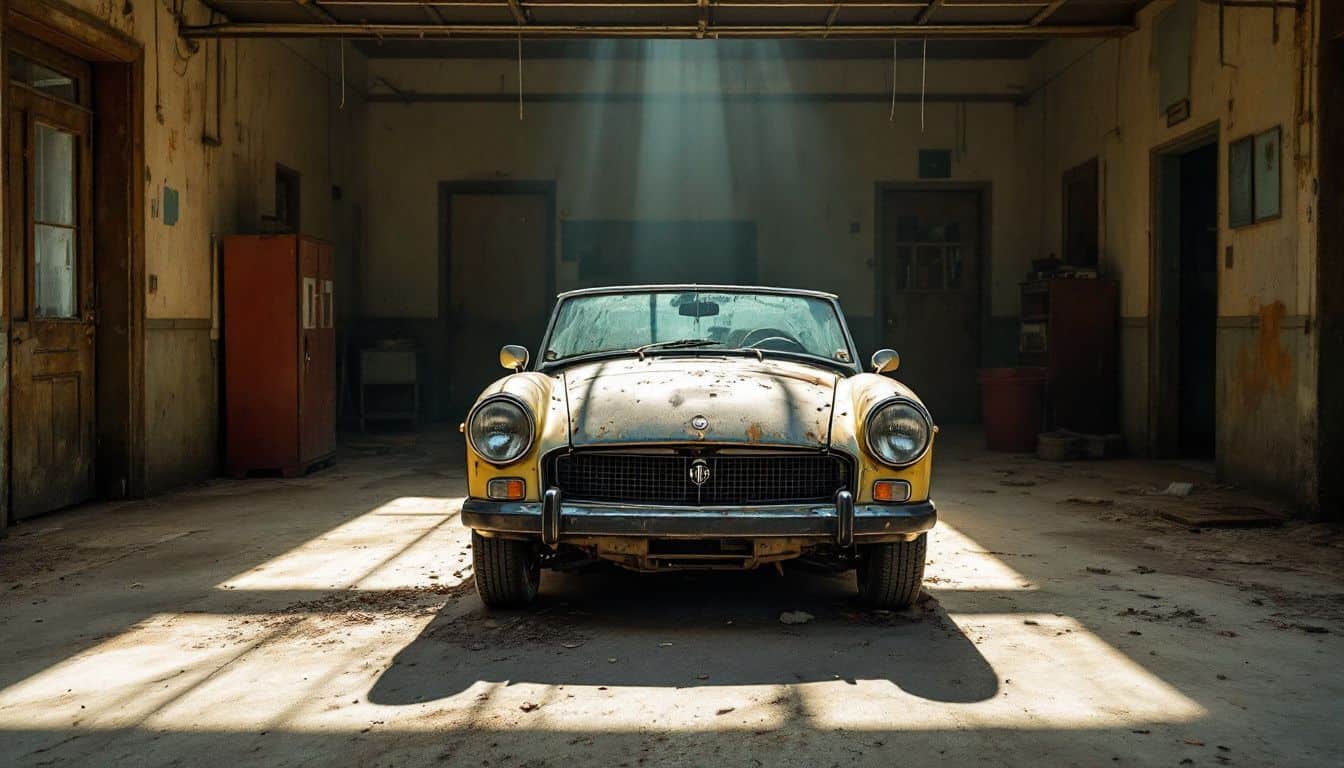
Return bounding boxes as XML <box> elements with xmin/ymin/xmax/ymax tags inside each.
<box><xmin>472</xmin><ymin>531</ymin><xmax>540</xmax><ymax>608</ymax></box>
<box><xmin>856</xmin><ymin>533</ymin><xmax>926</xmax><ymax>609</ymax></box>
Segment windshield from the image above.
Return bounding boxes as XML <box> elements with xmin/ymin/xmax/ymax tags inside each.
<box><xmin>543</xmin><ymin>290</ymin><xmax>854</xmax><ymax>367</ymax></box>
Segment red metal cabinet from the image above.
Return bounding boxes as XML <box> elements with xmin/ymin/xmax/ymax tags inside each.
<box><xmin>223</xmin><ymin>234</ymin><xmax>336</xmax><ymax>476</ymax></box>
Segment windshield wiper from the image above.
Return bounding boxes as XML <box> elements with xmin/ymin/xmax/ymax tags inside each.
<box><xmin>633</xmin><ymin>338</ymin><xmax>721</xmax><ymax>360</ymax></box>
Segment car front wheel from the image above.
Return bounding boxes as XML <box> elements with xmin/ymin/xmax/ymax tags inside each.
<box><xmin>856</xmin><ymin>533</ymin><xmax>927</xmax><ymax>609</ymax></box>
<box><xmin>472</xmin><ymin>531</ymin><xmax>540</xmax><ymax>608</ymax></box>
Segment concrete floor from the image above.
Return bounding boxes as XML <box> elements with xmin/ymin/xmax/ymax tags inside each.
<box><xmin>1</xmin><ymin>429</ymin><xmax>1341</xmax><ymax>767</ymax></box>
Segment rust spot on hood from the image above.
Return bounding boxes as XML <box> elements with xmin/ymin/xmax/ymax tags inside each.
<box><xmin>746</xmin><ymin>423</ymin><xmax>764</xmax><ymax>442</ymax></box>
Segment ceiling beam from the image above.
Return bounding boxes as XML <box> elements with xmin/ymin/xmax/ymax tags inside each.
<box><xmin>504</xmin><ymin>0</ymin><xmax>530</xmax><ymax>23</ymax></box>
<box><xmin>1029</xmin><ymin>0</ymin><xmax>1066</xmax><ymax>25</ymax></box>
<box><xmin>420</xmin><ymin>0</ymin><xmax>449</xmax><ymax>24</ymax></box>
<box><xmin>292</xmin><ymin>0</ymin><xmax>341</xmax><ymax>24</ymax></box>
<box><xmin>179</xmin><ymin>21</ymin><xmax>1136</xmax><ymax>39</ymax></box>
<box><xmin>913</xmin><ymin>0</ymin><xmax>943</xmax><ymax>25</ymax></box>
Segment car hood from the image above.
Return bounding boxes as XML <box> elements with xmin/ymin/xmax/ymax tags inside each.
<box><xmin>561</xmin><ymin>356</ymin><xmax>839</xmax><ymax>448</ymax></box>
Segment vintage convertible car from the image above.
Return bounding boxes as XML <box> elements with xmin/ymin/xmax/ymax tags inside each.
<box><xmin>461</xmin><ymin>285</ymin><xmax>936</xmax><ymax>609</ymax></box>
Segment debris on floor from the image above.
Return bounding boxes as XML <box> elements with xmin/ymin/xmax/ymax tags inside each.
<box><xmin>1037</xmin><ymin>431</ymin><xmax>1084</xmax><ymax>462</ymax></box>
<box><xmin>1157</xmin><ymin>505</ymin><xmax>1287</xmax><ymax>529</ymax></box>
<box><xmin>778</xmin><ymin>610</ymin><xmax>815</xmax><ymax>625</ymax></box>
<box><xmin>1065</xmin><ymin>496</ymin><xmax>1114</xmax><ymax>506</ymax></box>
<box><xmin>1149</xmin><ymin>481</ymin><xmax>1196</xmax><ymax>497</ymax></box>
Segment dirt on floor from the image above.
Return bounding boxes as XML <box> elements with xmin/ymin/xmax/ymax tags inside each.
<box><xmin>0</xmin><ymin>428</ymin><xmax>1341</xmax><ymax>767</ymax></box>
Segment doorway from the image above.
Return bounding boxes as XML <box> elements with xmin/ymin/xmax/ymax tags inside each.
<box><xmin>440</xmin><ymin>182</ymin><xmax>555</xmax><ymax>419</ymax></box>
<box><xmin>876</xmin><ymin>187</ymin><xmax>984</xmax><ymax>424</ymax></box>
<box><xmin>2</xmin><ymin>3</ymin><xmax>146</xmax><ymax>526</ymax></box>
<box><xmin>1151</xmin><ymin>129</ymin><xmax>1218</xmax><ymax>460</ymax></box>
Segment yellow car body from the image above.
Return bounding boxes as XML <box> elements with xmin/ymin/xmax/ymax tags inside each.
<box><xmin>460</xmin><ymin>285</ymin><xmax>937</xmax><ymax>608</ymax></box>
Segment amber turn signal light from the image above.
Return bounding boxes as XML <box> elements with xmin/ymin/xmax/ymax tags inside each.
<box><xmin>487</xmin><ymin>478</ymin><xmax>526</xmax><ymax>501</ymax></box>
<box><xmin>872</xmin><ymin>479</ymin><xmax>911</xmax><ymax>503</ymax></box>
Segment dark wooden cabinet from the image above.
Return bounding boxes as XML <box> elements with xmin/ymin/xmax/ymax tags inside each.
<box><xmin>1019</xmin><ymin>278</ymin><xmax>1118</xmax><ymax>434</ymax></box>
<box><xmin>223</xmin><ymin>235</ymin><xmax>336</xmax><ymax>476</ymax></box>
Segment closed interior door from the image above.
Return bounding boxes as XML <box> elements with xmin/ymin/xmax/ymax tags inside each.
<box><xmin>879</xmin><ymin>189</ymin><xmax>982</xmax><ymax>424</ymax></box>
<box><xmin>6</xmin><ymin>40</ymin><xmax>97</xmax><ymax>518</ymax></box>
<box><xmin>446</xmin><ymin>192</ymin><xmax>550</xmax><ymax>418</ymax></box>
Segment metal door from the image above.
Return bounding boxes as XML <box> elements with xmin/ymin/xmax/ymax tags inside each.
<box><xmin>299</xmin><ymin>238</ymin><xmax>335</xmax><ymax>464</ymax></box>
<box><xmin>879</xmin><ymin>189</ymin><xmax>982</xmax><ymax>424</ymax></box>
<box><xmin>6</xmin><ymin>49</ymin><xmax>96</xmax><ymax>518</ymax></box>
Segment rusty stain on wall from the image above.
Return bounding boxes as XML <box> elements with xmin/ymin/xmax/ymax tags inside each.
<box><xmin>1237</xmin><ymin>301</ymin><xmax>1294</xmax><ymax>409</ymax></box>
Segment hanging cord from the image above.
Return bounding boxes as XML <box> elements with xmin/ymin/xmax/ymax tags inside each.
<box><xmin>517</xmin><ymin>32</ymin><xmax>524</xmax><ymax>121</ymax></box>
<box><xmin>888</xmin><ymin>38</ymin><xmax>897</xmax><ymax>122</ymax></box>
<box><xmin>339</xmin><ymin>38</ymin><xmax>346</xmax><ymax>110</ymax></box>
<box><xmin>920</xmin><ymin>37</ymin><xmax>927</xmax><ymax>133</ymax></box>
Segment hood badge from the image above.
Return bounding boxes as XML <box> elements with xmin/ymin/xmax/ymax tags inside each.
<box><xmin>689</xmin><ymin>459</ymin><xmax>711</xmax><ymax>486</ymax></box>
<box><xmin>691</xmin><ymin>415</ymin><xmax>709</xmax><ymax>431</ymax></box>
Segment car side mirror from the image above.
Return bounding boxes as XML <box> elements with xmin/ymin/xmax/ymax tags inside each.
<box><xmin>871</xmin><ymin>348</ymin><xmax>900</xmax><ymax>374</ymax></box>
<box><xmin>500</xmin><ymin>344</ymin><xmax>530</xmax><ymax>372</ymax></box>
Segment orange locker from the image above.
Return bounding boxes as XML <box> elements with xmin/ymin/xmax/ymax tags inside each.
<box><xmin>223</xmin><ymin>235</ymin><xmax>336</xmax><ymax>476</ymax></box>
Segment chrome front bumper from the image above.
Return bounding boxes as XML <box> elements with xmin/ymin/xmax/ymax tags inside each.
<box><xmin>461</xmin><ymin>489</ymin><xmax>936</xmax><ymax>547</ymax></box>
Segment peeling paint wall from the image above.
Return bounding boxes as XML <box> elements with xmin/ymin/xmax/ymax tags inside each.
<box><xmin>2</xmin><ymin>0</ymin><xmax>368</xmax><ymax>495</ymax></box>
<box><xmin>362</xmin><ymin>53</ymin><xmax>1041</xmax><ymax>347</ymax></box>
<box><xmin>1026</xmin><ymin>0</ymin><xmax>1320</xmax><ymax>505</ymax></box>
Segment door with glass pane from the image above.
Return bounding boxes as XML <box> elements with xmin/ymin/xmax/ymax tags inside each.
<box><xmin>879</xmin><ymin>189</ymin><xmax>982</xmax><ymax>423</ymax></box>
<box><xmin>6</xmin><ymin>39</ymin><xmax>96</xmax><ymax>519</ymax></box>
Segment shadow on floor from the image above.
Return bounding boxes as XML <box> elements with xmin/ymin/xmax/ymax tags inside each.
<box><xmin>369</xmin><ymin>566</ymin><xmax>998</xmax><ymax>705</ymax></box>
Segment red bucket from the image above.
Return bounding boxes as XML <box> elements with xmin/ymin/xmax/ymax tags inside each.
<box><xmin>978</xmin><ymin>367</ymin><xmax>1047</xmax><ymax>452</ymax></box>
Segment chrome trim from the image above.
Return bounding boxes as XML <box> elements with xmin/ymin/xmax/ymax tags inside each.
<box><xmin>863</xmin><ymin>397</ymin><xmax>934</xmax><ymax>468</ymax></box>
<box><xmin>466</xmin><ymin>393</ymin><xmax>536</xmax><ymax>467</ymax></box>
<box><xmin>462</xmin><ymin>495</ymin><xmax>937</xmax><ymax>542</ymax></box>
<box><xmin>542</xmin><ymin>488</ymin><xmax>561</xmax><ymax>546</ymax></box>
<box><xmin>836</xmin><ymin>489</ymin><xmax>855</xmax><ymax>547</ymax></box>
<box><xmin>556</xmin><ymin>283</ymin><xmax>839</xmax><ymax>301</ymax></box>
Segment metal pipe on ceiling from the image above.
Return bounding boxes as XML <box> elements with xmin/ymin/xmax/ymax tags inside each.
<box><xmin>178</xmin><ymin>21</ymin><xmax>1134</xmax><ymax>39</ymax></box>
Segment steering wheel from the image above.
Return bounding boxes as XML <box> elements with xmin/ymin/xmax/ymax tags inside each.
<box><xmin>741</xmin><ymin>327</ymin><xmax>807</xmax><ymax>353</ymax></box>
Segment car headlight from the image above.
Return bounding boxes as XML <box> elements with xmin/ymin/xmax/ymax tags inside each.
<box><xmin>468</xmin><ymin>396</ymin><xmax>534</xmax><ymax>464</ymax></box>
<box><xmin>865</xmin><ymin>399</ymin><xmax>932</xmax><ymax>467</ymax></box>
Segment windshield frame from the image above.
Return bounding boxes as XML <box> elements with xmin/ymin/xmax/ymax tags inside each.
<box><xmin>534</xmin><ymin>286</ymin><xmax>862</xmax><ymax>376</ymax></box>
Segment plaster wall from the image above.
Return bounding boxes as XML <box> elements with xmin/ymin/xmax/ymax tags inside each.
<box><xmin>362</xmin><ymin>51</ymin><xmax>1041</xmax><ymax>344</ymax></box>
<box><xmin>1</xmin><ymin>0</ymin><xmax>368</xmax><ymax>495</ymax></box>
<box><xmin>1026</xmin><ymin>0</ymin><xmax>1319</xmax><ymax>503</ymax></box>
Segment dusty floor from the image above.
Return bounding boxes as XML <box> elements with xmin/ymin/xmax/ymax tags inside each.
<box><xmin>1</xmin><ymin>429</ymin><xmax>1341</xmax><ymax>767</ymax></box>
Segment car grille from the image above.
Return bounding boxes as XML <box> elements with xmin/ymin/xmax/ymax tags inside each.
<box><xmin>548</xmin><ymin>450</ymin><xmax>852</xmax><ymax>506</ymax></box>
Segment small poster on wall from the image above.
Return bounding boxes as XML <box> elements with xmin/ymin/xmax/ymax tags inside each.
<box><xmin>1253</xmin><ymin>127</ymin><xmax>1282</xmax><ymax>221</ymax></box>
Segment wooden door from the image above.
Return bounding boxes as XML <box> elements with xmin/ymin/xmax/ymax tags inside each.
<box><xmin>879</xmin><ymin>190</ymin><xmax>982</xmax><ymax>424</ymax></box>
<box><xmin>6</xmin><ymin>57</ymin><xmax>97</xmax><ymax>518</ymax></box>
<box><xmin>446</xmin><ymin>192</ymin><xmax>550</xmax><ymax>417</ymax></box>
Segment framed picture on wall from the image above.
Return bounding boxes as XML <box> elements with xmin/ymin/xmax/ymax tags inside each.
<box><xmin>1228</xmin><ymin>125</ymin><xmax>1282</xmax><ymax>228</ymax></box>
<box><xmin>1253</xmin><ymin>127</ymin><xmax>1282</xmax><ymax>221</ymax></box>
<box><xmin>1229</xmin><ymin>137</ymin><xmax>1254</xmax><ymax>228</ymax></box>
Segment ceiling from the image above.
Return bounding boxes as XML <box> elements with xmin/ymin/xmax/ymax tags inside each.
<box><xmin>184</xmin><ymin>0</ymin><xmax>1155</xmax><ymax>42</ymax></box>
